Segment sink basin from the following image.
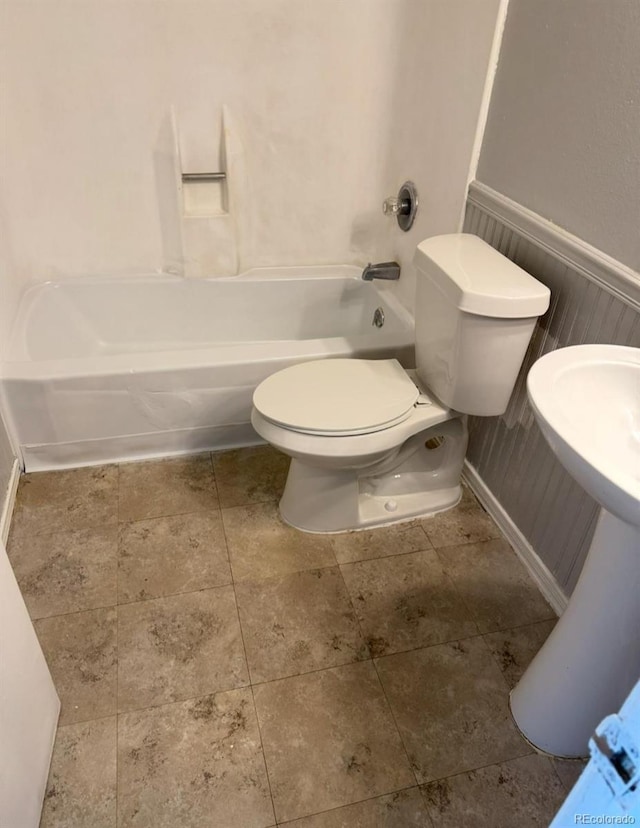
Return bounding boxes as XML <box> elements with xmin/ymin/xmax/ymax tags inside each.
<box><xmin>511</xmin><ymin>344</ymin><xmax>640</xmax><ymax>757</ymax></box>
<box><xmin>527</xmin><ymin>344</ymin><xmax>640</xmax><ymax>526</ymax></box>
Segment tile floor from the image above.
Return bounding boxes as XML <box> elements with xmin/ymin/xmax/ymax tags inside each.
<box><xmin>7</xmin><ymin>446</ymin><xmax>585</xmax><ymax>827</ymax></box>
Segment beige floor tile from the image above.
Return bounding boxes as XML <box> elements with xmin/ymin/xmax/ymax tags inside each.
<box><xmin>118</xmin><ymin>511</ymin><xmax>231</xmax><ymax>603</ymax></box>
<box><xmin>340</xmin><ymin>550</ymin><xmax>478</xmax><ymax>657</ymax></box>
<box><xmin>279</xmin><ymin>787</ymin><xmax>432</xmax><ymax>827</ymax></box>
<box><xmin>552</xmin><ymin>757</ymin><xmax>587</xmax><ymax>792</ymax></box>
<box><xmin>19</xmin><ymin>447</ymin><xmax>561</xmax><ymax>823</ymax></box>
<box><xmin>10</xmin><ymin>465</ymin><xmax>118</xmax><ymax>539</ymax></box>
<box><xmin>40</xmin><ymin>716</ymin><xmax>117</xmax><ymax>828</ymax></box>
<box><xmin>419</xmin><ymin>487</ymin><xmax>501</xmax><ymax>549</ymax></box>
<box><xmin>329</xmin><ymin>521</ymin><xmax>432</xmax><ymax>565</ymax></box>
<box><xmin>375</xmin><ymin>638</ymin><xmax>530</xmax><ymax>783</ymax></box>
<box><xmin>118</xmin><ymin>455</ymin><xmax>218</xmax><ymax>522</ymax></box>
<box><xmin>117</xmin><ymin>586</ymin><xmax>248</xmax><ymax>712</ymax></box>
<box><xmin>483</xmin><ymin>619</ymin><xmax>557</xmax><ymax>689</ymax></box>
<box><xmin>421</xmin><ymin>753</ymin><xmax>567</xmax><ymax>827</ymax></box>
<box><xmin>7</xmin><ymin>526</ymin><xmax>117</xmax><ymax>619</ymax></box>
<box><xmin>118</xmin><ymin>688</ymin><xmax>274</xmax><ymax>828</ymax></box>
<box><xmin>436</xmin><ymin>539</ymin><xmax>556</xmax><ymax>633</ymax></box>
<box><xmin>213</xmin><ymin>445</ymin><xmax>289</xmax><ymax>508</ymax></box>
<box><xmin>222</xmin><ymin>501</ymin><xmax>337</xmax><ymax>582</ymax></box>
<box><xmin>236</xmin><ymin>567</ymin><xmax>368</xmax><ymax>683</ymax></box>
<box><xmin>253</xmin><ymin>661</ymin><xmax>414</xmax><ymax>823</ymax></box>
<box><xmin>35</xmin><ymin>607</ymin><xmax>117</xmax><ymax>725</ymax></box>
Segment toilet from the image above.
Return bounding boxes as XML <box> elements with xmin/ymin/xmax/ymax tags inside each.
<box><xmin>251</xmin><ymin>234</ymin><xmax>550</xmax><ymax>532</ymax></box>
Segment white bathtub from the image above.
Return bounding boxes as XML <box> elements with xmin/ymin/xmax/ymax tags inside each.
<box><xmin>2</xmin><ymin>266</ymin><xmax>414</xmax><ymax>471</ymax></box>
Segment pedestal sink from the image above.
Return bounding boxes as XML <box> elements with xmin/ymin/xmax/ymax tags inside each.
<box><xmin>510</xmin><ymin>344</ymin><xmax>640</xmax><ymax>758</ymax></box>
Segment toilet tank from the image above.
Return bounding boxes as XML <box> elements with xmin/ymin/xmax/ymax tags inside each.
<box><xmin>413</xmin><ymin>234</ymin><xmax>550</xmax><ymax>416</ymax></box>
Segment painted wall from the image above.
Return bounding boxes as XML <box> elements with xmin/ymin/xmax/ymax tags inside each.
<box><xmin>0</xmin><ymin>0</ymin><xmax>502</xmax><ymax>335</ymax></box>
<box><xmin>477</xmin><ymin>0</ymin><xmax>640</xmax><ymax>271</ymax></box>
<box><xmin>470</xmin><ymin>0</ymin><xmax>640</xmax><ymax>598</ymax></box>
<box><xmin>0</xmin><ymin>541</ymin><xmax>60</xmax><ymax>828</ymax></box>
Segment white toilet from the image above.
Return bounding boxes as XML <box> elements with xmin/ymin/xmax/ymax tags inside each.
<box><xmin>251</xmin><ymin>234</ymin><xmax>550</xmax><ymax>533</ymax></box>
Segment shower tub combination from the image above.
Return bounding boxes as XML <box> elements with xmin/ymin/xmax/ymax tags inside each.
<box><xmin>1</xmin><ymin>266</ymin><xmax>414</xmax><ymax>471</ymax></box>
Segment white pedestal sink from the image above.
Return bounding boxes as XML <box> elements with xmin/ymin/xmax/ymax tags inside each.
<box><xmin>510</xmin><ymin>344</ymin><xmax>640</xmax><ymax>758</ymax></box>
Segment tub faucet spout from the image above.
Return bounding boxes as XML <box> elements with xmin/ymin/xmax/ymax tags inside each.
<box><xmin>362</xmin><ymin>261</ymin><xmax>401</xmax><ymax>281</ymax></box>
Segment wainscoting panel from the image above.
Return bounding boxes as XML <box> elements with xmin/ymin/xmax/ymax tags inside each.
<box><xmin>464</xmin><ymin>184</ymin><xmax>639</xmax><ymax>596</ymax></box>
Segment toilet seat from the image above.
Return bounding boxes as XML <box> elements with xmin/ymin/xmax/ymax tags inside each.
<box><xmin>252</xmin><ymin>358</ymin><xmax>419</xmax><ymax>436</ymax></box>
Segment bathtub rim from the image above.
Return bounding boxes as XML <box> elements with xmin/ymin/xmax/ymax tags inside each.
<box><xmin>0</xmin><ymin>265</ymin><xmax>414</xmax><ymax>381</ymax></box>
<box><xmin>4</xmin><ymin>266</ymin><xmax>415</xmax><ymax>378</ymax></box>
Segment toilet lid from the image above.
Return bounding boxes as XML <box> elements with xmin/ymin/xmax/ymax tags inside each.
<box><xmin>253</xmin><ymin>358</ymin><xmax>419</xmax><ymax>435</ymax></box>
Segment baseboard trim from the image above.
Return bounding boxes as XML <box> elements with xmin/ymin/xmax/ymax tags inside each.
<box><xmin>463</xmin><ymin>460</ymin><xmax>568</xmax><ymax>616</ymax></box>
<box><xmin>467</xmin><ymin>181</ymin><xmax>640</xmax><ymax>311</ymax></box>
<box><xmin>1</xmin><ymin>459</ymin><xmax>20</xmax><ymax>545</ymax></box>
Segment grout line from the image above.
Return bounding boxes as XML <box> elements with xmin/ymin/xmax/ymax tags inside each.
<box><xmin>419</xmin><ymin>748</ymin><xmax>536</xmax><ymax>790</ymax></box>
<box><xmin>219</xmin><ymin>509</ymin><xmax>279</xmax><ymax>826</ymax></box>
<box><xmin>116</xmin><ymin>579</ymin><xmax>235</xmax><ymax>609</ymax></box>
<box><xmin>335</xmin><ymin>544</ymin><xmax>436</xmax><ymax>570</ymax></box>
<box><xmin>33</xmin><ymin>601</ymin><xmax>554</xmax><ymax>692</ymax></box>
<box><xmin>208</xmin><ymin>451</ymin><xmax>222</xmax><ymax>508</ymax></box>
<box><xmin>115</xmin><ymin>497</ymin><xmax>120</xmax><ymax>826</ymax></box>
<box><xmin>118</xmin><ymin>504</ymin><xmax>225</xmax><ymax>528</ymax></box>
<box><xmin>116</xmin><ymin>462</ymin><xmax>121</xmax><ymax>523</ymax></box>
<box><xmin>219</xmin><ymin>492</ymin><xmax>278</xmax><ymax>825</ymax></box>
<box><xmin>334</xmin><ymin>565</ymin><xmax>426</xmax><ymax>799</ymax></box>
<box><xmin>249</xmin><ymin>687</ymin><xmax>278</xmax><ymax>826</ymax></box>
<box><xmin>117</xmin><ymin>505</ymin><xmax>219</xmax><ymax>525</ymax></box>
<box><xmin>115</xmin><ymin>681</ymin><xmax>252</xmax><ymax>718</ymax></box>
<box><xmin>372</xmin><ymin>654</ymin><xmax>424</xmax><ymax>788</ymax></box>
<box><xmin>218</xmin><ymin>496</ymin><xmax>283</xmax><ymax>516</ymax></box>
<box><xmin>548</xmin><ymin>754</ymin><xmax>585</xmax><ymax>794</ymax></box>
<box><xmin>31</xmin><ymin>581</ymin><xmax>237</xmax><ymax>622</ymax></box>
<box><xmin>53</xmin><ymin>712</ymin><xmax>118</xmax><ymax>730</ymax></box>
<box><xmin>430</xmin><ymin>534</ymin><xmax>507</xmax><ymax>557</ymax></box>
<box><xmin>249</xmin><ymin>657</ymin><xmax>372</xmax><ymax>690</ymax></box>
<box><xmin>274</xmin><ymin>783</ymin><xmax>424</xmax><ymax>827</ymax></box>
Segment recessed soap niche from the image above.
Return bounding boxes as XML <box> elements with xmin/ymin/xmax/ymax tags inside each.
<box><xmin>182</xmin><ymin>173</ymin><xmax>227</xmax><ymax>218</ymax></box>
<box><xmin>165</xmin><ymin>105</ymin><xmax>244</xmax><ymax>277</ymax></box>
<box><xmin>177</xmin><ymin>115</ymin><xmax>228</xmax><ymax>218</ymax></box>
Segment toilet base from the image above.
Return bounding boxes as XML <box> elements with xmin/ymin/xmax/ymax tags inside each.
<box><xmin>279</xmin><ymin>417</ymin><xmax>467</xmax><ymax>533</ymax></box>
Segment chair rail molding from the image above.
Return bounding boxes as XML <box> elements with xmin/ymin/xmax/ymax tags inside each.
<box><xmin>467</xmin><ymin>181</ymin><xmax>640</xmax><ymax>311</ymax></box>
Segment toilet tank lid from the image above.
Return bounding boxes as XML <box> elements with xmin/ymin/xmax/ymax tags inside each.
<box><xmin>414</xmin><ymin>234</ymin><xmax>551</xmax><ymax>318</ymax></box>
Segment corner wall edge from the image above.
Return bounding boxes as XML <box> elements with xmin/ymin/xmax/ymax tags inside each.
<box><xmin>463</xmin><ymin>459</ymin><xmax>568</xmax><ymax>617</ymax></box>
<box><xmin>1</xmin><ymin>458</ymin><xmax>20</xmax><ymax>546</ymax></box>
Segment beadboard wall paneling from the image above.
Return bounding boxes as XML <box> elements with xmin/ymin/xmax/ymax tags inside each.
<box><xmin>463</xmin><ymin>196</ymin><xmax>639</xmax><ymax>596</ymax></box>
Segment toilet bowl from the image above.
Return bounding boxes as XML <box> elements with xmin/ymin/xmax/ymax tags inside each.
<box><xmin>252</xmin><ymin>234</ymin><xmax>551</xmax><ymax>533</ymax></box>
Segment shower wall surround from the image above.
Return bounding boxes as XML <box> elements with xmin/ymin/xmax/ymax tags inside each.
<box><xmin>0</xmin><ymin>236</ymin><xmax>18</xmax><ymax>524</ymax></box>
<box><xmin>0</xmin><ymin>0</ymin><xmax>502</xmax><ymax>336</ymax></box>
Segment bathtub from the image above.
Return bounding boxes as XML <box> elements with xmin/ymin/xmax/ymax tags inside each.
<box><xmin>1</xmin><ymin>266</ymin><xmax>414</xmax><ymax>471</ymax></box>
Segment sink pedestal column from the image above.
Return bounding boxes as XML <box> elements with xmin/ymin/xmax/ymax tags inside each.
<box><xmin>511</xmin><ymin>508</ymin><xmax>640</xmax><ymax>758</ymax></box>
